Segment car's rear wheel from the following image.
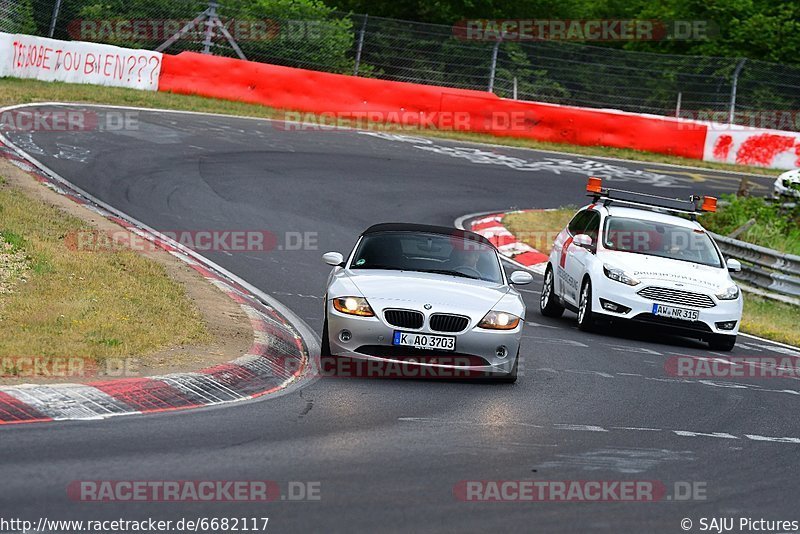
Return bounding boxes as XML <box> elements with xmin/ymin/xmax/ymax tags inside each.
<box><xmin>540</xmin><ymin>265</ymin><xmax>565</xmax><ymax>318</ymax></box>
<box><xmin>577</xmin><ymin>279</ymin><xmax>594</xmax><ymax>332</ymax></box>
<box><xmin>709</xmin><ymin>334</ymin><xmax>737</xmax><ymax>351</ymax></box>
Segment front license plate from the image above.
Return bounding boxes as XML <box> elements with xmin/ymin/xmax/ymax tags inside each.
<box><xmin>393</xmin><ymin>331</ymin><xmax>456</xmax><ymax>351</ymax></box>
<box><xmin>652</xmin><ymin>303</ymin><xmax>699</xmax><ymax>321</ymax></box>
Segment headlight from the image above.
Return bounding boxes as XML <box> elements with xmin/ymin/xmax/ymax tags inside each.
<box><xmin>603</xmin><ymin>264</ymin><xmax>640</xmax><ymax>286</ymax></box>
<box><xmin>478</xmin><ymin>311</ymin><xmax>521</xmax><ymax>330</ymax></box>
<box><xmin>716</xmin><ymin>285</ymin><xmax>740</xmax><ymax>300</ymax></box>
<box><xmin>332</xmin><ymin>296</ymin><xmax>375</xmax><ymax>317</ymax></box>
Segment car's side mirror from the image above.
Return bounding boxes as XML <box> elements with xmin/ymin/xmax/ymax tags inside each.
<box><xmin>573</xmin><ymin>234</ymin><xmax>593</xmax><ymax>249</ymax></box>
<box><xmin>726</xmin><ymin>258</ymin><xmax>742</xmax><ymax>272</ymax></box>
<box><xmin>510</xmin><ymin>271</ymin><xmax>533</xmax><ymax>285</ymax></box>
<box><xmin>323</xmin><ymin>251</ymin><xmax>344</xmax><ymax>267</ymax></box>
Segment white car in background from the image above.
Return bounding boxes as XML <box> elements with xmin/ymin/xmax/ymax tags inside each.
<box><xmin>539</xmin><ymin>178</ymin><xmax>743</xmax><ymax>351</ymax></box>
<box><xmin>774</xmin><ymin>169</ymin><xmax>800</xmax><ymax>199</ymax></box>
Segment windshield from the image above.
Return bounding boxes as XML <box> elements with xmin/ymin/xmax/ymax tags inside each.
<box><xmin>350</xmin><ymin>231</ymin><xmax>504</xmax><ymax>283</ymax></box>
<box><xmin>603</xmin><ymin>217</ymin><xmax>723</xmax><ymax>268</ymax></box>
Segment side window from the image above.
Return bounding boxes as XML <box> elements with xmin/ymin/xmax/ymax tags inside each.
<box><xmin>584</xmin><ymin>212</ymin><xmax>600</xmax><ymax>245</ymax></box>
<box><xmin>568</xmin><ymin>210</ymin><xmax>590</xmax><ymax>235</ymax></box>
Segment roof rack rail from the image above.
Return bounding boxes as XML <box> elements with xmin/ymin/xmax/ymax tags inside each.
<box><xmin>585</xmin><ymin>177</ymin><xmax>716</xmax><ymax>219</ymax></box>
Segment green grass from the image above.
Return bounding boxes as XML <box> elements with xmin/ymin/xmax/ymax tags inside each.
<box><xmin>0</xmin><ymin>230</ymin><xmax>25</xmax><ymax>251</ymax></box>
<box><xmin>702</xmin><ymin>195</ymin><xmax>800</xmax><ymax>255</ymax></box>
<box><xmin>0</xmin><ymin>176</ymin><xmax>209</xmax><ymax>362</ymax></box>
<box><xmin>502</xmin><ymin>207</ymin><xmax>800</xmax><ymax>347</ymax></box>
<box><xmin>0</xmin><ymin>77</ymin><xmax>783</xmax><ymax>177</ymax></box>
<box><xmin>741</xmin><ymin>296</ymin><xmax>800</xmax><ymax>347</ymax></box>
<box><xmin>503</xmin><ymin>208</ymin><xmax>576</xmax><ymax>255</ymax></box>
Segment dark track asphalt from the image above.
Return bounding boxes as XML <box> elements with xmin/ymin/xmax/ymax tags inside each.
<box><xmin>1</xmin><ymin>105</ymin><xmax>797</xmax><ymax>533</ymax></box>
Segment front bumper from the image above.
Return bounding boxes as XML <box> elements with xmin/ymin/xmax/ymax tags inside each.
<box><xmin>325</xmin><ymin>302</ymin><xmax>521</xmax><ymax>377</ymax></box>
<box><xmin>590</xmin><ymin>282</ymin><xmax>742</xmax><ymax>338</ymax></box>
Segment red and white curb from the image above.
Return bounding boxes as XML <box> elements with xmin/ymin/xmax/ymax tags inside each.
<box><xmin>464</xmin><ymin>212</ymin><xmax>549</xmax><ymax>275</ymax></box>
<box><xmin>0</xmin><ymin>133</ymin><xmax>316</xmax><ymax>425</ymax></box>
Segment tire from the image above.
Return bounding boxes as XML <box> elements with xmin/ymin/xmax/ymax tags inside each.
<box><xmin>709</xmin><ymin>334</ymin><xmax>736</xmax><ymax>351</ymax></box>
<box><xmin>577</xmin><ymin>278</ymin><xmax>594</xmax><ymax>332</ymax></box>
<box><xmin>540</xmin><ymin>265</ymin><xmax>565</xmax><ymax>318</ymax></box>
<box><xmin>495</xmin><ymin>350</ymin><xmax>519</xmax><ymax>383</ymax></box>
<box><xmin>320</xmin><ymin>316</ymin><xmax>332</xmax><ymax>357</ymax></box>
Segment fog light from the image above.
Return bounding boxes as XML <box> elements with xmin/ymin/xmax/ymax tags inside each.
<box><xmin>339</xmin><ymin>330</ymin><xmax>352</xmax><ymax>342</ymax></box>
<box><xmin>600</xmin><ymin>298</ymin><xmax>631</xmax><ymax>314</ymax></box>
<box><xmin>496</xmin><ymin>346</ymin><xmax>508</xmax><ymax>359</ymax></box>
<box><xmin>715</xmin><ymin>321</ymin><xmax>737</xmax><ymax>331</ymax></box>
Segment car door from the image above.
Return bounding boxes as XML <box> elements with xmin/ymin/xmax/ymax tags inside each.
<box><xmin>555</xmin><ymin>209</ymin><xmax>591</xmax><ymax>305</ymax></box>
<box><xmin>563</xmin><ymin>211</ymin><xmax>600</xmax><ymax>305</ymax></box>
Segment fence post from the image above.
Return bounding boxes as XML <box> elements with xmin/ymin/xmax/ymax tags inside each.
<box><xmin>353</xmin><ymin>14</ymin><xmax>368</xmax><ymax>76</ymax></box>
<box><xmin>202</xmin><ymin>0</ymin><xmax>218</xmax><ymax>55</ymax></box>
<box><xmin>513</xmin><ymin>76</ymin><xmax>518</xmax><ymax>100</ymax></box>
<box><xmin>488</xmin><ymin>37</ymin><xmax>502</xmax><ymax>93</ymax></box>
<box><xmin>675</xmin><ymin>91</ymin><xmax>682</xmax><ymax>118</ymax></box>
<box><xmin>729</xmin><ymin>58</ymin><xmax>747</xmax><ymax>124</ymax></box>
<box><xmin>48</xmin><ymin>0</ymin><xmax>63</xmax><ymax>38</ymax></box>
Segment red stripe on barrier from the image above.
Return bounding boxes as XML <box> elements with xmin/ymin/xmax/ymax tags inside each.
<box><xmin>158</xmin><ymin>52</ymin><xmax>707</xmax><ymax>160</ymax></box>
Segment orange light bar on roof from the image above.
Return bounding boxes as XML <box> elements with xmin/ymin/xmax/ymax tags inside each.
<box><xmin>701</xmin><ymin>196</ymin><xmax>717</xmax><ymax>212</ymax></box>
<box><xmin>587</xmin><ymin>177</ymin><xmax>603</xmax><ymax>194</ymax></box>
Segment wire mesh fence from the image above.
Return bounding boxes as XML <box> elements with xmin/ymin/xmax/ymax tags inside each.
<box><xmin>10</xmin><ymin>0</ymin><xmax>800</xmax><ymax>132</ymax></box>
<box><xmin>1</xmin><ymin>0</ymin><xmax>36</xmax><ymax>34</ymax></box>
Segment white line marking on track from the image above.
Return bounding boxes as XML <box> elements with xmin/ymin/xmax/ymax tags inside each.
<box><xmin>602</xmin><ymin>344</ymin><xmax>663</xmax><ymax>355</ymax></box>
<box><xmin>673</xmin><ymin>431</ymin><xmax>739</xmax><ymax>439</ymax></box>
<box><xmin>554</xmin><ymin>424</ymin><xmax>609</xmax><ymax>432</ymax></box>
<box><xmin>745</xmin><ymin>435</ymin><xmax>800</xmax><ymax>443</ymax></box>
<box><xmin>523</xmin><ymin>335</ymin><xmax>588</xmax><ymax>347</ymax></box>
<box><xmin>524</xmin><ymin>321</ymin><xmax>559</xmax><ymax>329</ymax></box>
<box><xmin>399</xmin><ymin>417</ymin><xmax>800</xmax><ymax>445</ymax></box>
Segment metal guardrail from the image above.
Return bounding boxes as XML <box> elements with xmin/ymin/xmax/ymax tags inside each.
<box><xmin>711</xmin><ymin>232</ymin><xmax>800</xmax><ymax>302</ymax></box>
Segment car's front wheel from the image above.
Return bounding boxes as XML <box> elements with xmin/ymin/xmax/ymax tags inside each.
<box><xmin>495</xmin><ymin>349</ymin><xmax>519</xmax><ymax>383</ymax></box>
<box><xmin>577</xmin><ymin>279</ymin><xmax>594</xmax><ymax>332</ymax></box>
<box><xmin>709</xmin><ymin>334</ymin><xmax>737</xmax><ymax>351</ymax></box>
<box><xmin>540</xmin><ymin>265</ymin><xmax>565</xmax><ymax>318</ymax></box>
<box><xmin>320</xmin><ymin>316</ymin><xmax>332</xmax><ymax>357</ymax></box>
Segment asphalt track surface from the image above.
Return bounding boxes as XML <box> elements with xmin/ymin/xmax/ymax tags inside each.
<box><xmin>1</xmin><ymin>105</ymin><xmax>798</xmax><ymax>533</ymax></box>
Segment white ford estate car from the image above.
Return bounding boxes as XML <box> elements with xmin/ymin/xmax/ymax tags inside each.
<box><xmin>539</xmin><ymin>178</ymin><xmax>743</xmax><ymax>351</ymax></box>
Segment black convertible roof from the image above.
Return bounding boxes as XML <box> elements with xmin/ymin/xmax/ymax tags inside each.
<box><xmin>361</xmin><ymin>223</ymin><xmax>492</xmax><ymax>247</ymax></box>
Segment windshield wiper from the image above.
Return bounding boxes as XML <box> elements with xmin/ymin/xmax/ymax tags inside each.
<box><xmin>418</xmin><ymin>268</ymin><xmax>479</xmax><ymax>280</ymax></box>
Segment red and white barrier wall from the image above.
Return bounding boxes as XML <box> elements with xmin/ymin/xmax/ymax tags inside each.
<box><xmin>2</xmin><ymin>32</ymin><xmax>799</xmax><ymax>170</ymax></box>
<box><xmin>0</xmin><ymin>33</ymin><xmax>161</xmax><ymax>90</ymax></box>
<box><xmin>705</xmin><ymin>128</ymin><xmax>800</xmax><ymax>169</ymax></box>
